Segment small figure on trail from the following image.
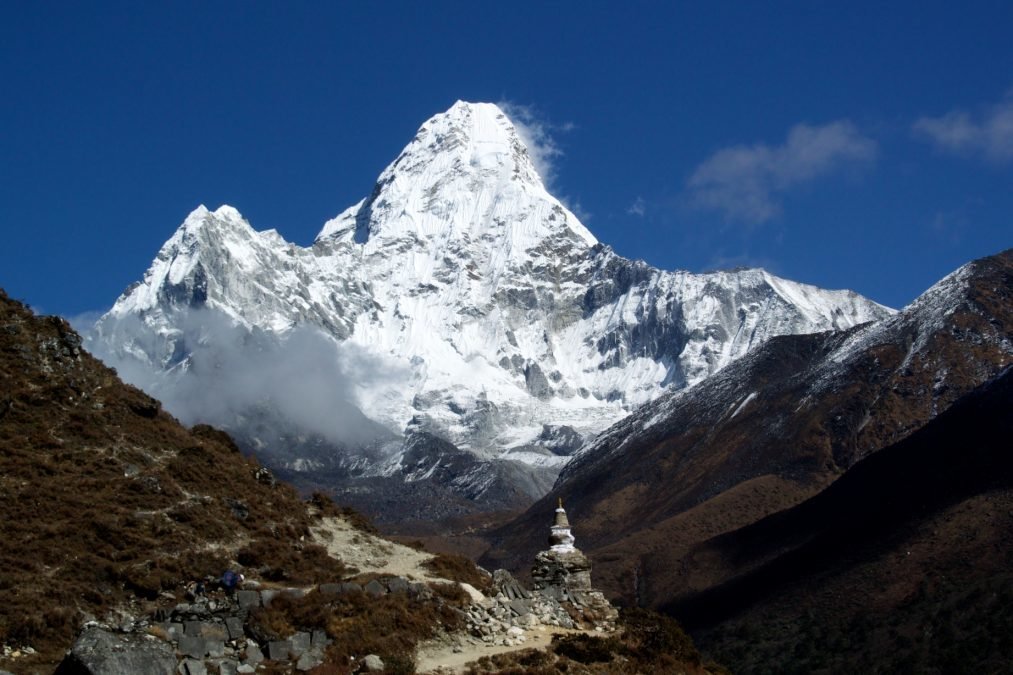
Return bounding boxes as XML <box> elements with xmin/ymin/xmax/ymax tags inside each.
<box><xmin>220</xmin><ymin>570</ymin><xmax>241</xmax><ymax>593</ymax></box>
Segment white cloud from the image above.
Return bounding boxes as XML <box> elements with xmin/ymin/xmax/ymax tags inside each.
<box><xmin>913</xmin><ymin>93</ymin><xmax>1013</xmax><ymax>162</ymax></box>
<box><xmin>88</xmin><ymin>309</ymin><xmax>405</xmax><ymax>450</ymax></box>
<box><xmin>627</xmin><ymin>196</ymin><xmax>646</xmax><ymax>217</ymax></box>
<box><xmin>686</xmin><ymin>121</ymin><xmax>878</xmax><ymax>224</ymax></box>
<box><xmin>498</xmin><ymin>101</ymin><xmax>566</xmax><ymax>187</ymax></box>
<box><xmin>65</xmin><ymin>309</ymin><xmax>107</xmax><ymax>333</ymax></box>
<box><xmin>498</xmin><ymin>101</ymin><xmax>591</xmax><ymax>222</ymax></box>
<box><xmin>565</xmin><ymin>198</ymin><xmax>592</xmax><ymax>223</ymax></box>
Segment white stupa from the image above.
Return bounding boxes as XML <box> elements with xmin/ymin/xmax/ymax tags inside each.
<box><xmin>549</xmin><ymin>497</ymin><xmax>577</xmax><ymax>552</ymax></box>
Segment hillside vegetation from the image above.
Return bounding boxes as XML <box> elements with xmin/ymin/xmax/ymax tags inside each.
<box><xmin>0</xmin><ymin>290</ymin><xmax>343</xmax><ymax>667</ymax></box>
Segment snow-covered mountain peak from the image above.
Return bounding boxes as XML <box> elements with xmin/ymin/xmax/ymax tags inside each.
<box><xmin>105</xmin><ymin>203</ymin><xmax>302</xmax><ymax>326</ymax></box>
<box><xmin>90</xmin><ymin>101</ymin><xmax>898</xmax><ymax>515</ymax></box>
<box><xmin>385</xmin><ymin>100</ymin><xmax>546</xmax><ymax>193</ymax></box>
<box><xmin>317</xmin><ymin>101</ymin><xmax>596</xmax><ymax>250</ymax></box>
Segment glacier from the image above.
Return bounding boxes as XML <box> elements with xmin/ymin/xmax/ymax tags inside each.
<box><xmin>87</xmin><ymin>101</ymin><xmax>893</xmax><ymax>511</ymax></box>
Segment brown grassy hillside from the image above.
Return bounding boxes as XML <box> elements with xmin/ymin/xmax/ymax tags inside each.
<box><xmin>0</xmin><ymin>290</ymin><xmax>344</xmax><ymax>667</ymax></box>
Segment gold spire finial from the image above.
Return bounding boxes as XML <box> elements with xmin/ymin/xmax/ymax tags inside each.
<box><xmin>558</xmin><ymin>497</ymin><xmax>564</xmax><ymax>509</ymax></box>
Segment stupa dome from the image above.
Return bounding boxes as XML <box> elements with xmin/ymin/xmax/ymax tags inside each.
<box><xmin>548</xmin><ymin>498</ymin><xmax>576</xmax><ymax>552</ymax></box>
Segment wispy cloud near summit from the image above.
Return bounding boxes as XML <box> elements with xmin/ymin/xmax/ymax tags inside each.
<box><xmin>686</xmin><ymin>120</ymin><xmax>878</xmax><ymax>224</ymax></box>
<box><xmin>498</xmin><ymin>101</ymin><xmax>567</xmax><ymax>187</ymax></box>
<box><xmin>498</xmin><ymin>101</ymin><xmax>590</xmax><ymax>221</ymax></box>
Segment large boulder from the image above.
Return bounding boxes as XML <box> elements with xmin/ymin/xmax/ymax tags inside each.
<box><xmin>55</xmin><ymin>626</ymin><xmax>177</xmax><ymax>675</ymax></box>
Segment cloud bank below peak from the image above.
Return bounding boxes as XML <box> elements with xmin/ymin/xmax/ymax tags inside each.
<box><xmin>685</xmin><ymin>120</ymin><xmax>878</xmax><ymax>224</ymax></box>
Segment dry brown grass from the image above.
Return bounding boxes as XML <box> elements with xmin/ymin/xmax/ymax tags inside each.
<box><xmin>421</xmin><ymin>552</ymin><xmax>493</xmax><ymax>592</ymax></box>
<box><xmin>0</xmin><ymin>291</ymin><xmax>343</xmax><ymax>663</ymax></box>
<box><xmin>246</xmin><ymin>586</ymin><xmax>464</xmax><ymax>673</ymax></box>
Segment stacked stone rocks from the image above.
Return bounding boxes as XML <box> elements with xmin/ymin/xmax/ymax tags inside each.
<box><xmin>458</xmin><ymin>559</ymin><xmax>619</xmax><ymax>650</ymax></box>
<box><xmin>529</xmin><ymin>500</ymin><xmax>618</xmax><ymax>630</ymax></box>
<box><xmin>460</xmin><ymin>570</ymin><xmax>575</xmax><ymax>647</ymax></box>
<box><xmin>58</xmin><ymin>578</ymin><xmax>431</xmax><ymax>674</ymax></box>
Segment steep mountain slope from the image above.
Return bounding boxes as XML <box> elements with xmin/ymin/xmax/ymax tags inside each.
<box><xmin>687</xmin><ymin>366</ymin><xmax>1013</xmax><ymax>672</ymax></box>
<box><xmin>483</xmin><ymin>250</ymin><xmax>1012</xmax><ymax>602</ymax></box>
<box><xmin>88</xmin><ymin>101</ymin><xmax>890</xmax><ymax>517</ymax></box>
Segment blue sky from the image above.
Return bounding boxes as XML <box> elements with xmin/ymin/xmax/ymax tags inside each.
<box><xmin>2</xmin><ymin>1</ymin><xmax>1011</xmax><ymax>317</ymax></box>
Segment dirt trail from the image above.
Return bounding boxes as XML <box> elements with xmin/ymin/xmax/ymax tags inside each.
<box><xmin>309</xmin><ymin>516</ymin><xmax>439</xmax><ymax>580</ymax></box>
<box><xmin>416</xmin><ymin>627</ymin><xmax>591</xmax><ymax>674</ymax></box>
<box><xmin>311</xmin><ymin>516</ymin><xmax>593</xmax><ymax>673</ymax></box>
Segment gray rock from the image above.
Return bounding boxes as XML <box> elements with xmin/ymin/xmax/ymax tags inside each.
<box><xmin>296</xmin><ymin>649</ymin><xmax>324</xmax><ymax>671</ymax></box>
<box><xmin>184</xmin><ymin>621</ymin><xmax>204</xmax><ymax>637</ymax></box>
<box><xmin>236</xmin><ymin>590</ymin><xmax>260</xmax><ymax>609</ymax></box>
<box><xmin>259</xmin><ymin>589</ymin><xmax>280</xmax><ymax>607</ymax></box>
<box><xmin>237</xmin><ymin>666</ymin><xmax>255</xmax><ymax>674</ymax></box>
<box><xmin>225</xmin><ymin>617</ymin><xmax>245</xmax><ymax>641</ymax></box>
<box><xmin>509</xmin><ymin>599</ymin><xmax>532</xmax><ymax>616</ymax></box>
<box><xmin>215</xmin><ymin>659</ymin><xmax>239</xmax><ymax>675</ymax></box>
<box><xmin>58</xmin><ymin>626</ymin><xmax>177</xmax><ymax>675</ymax></box>
<box><xmin>178</xmin><ymin>635</ymin><xmax>206</xmax><ymax>659</ymax></box>
<box><xmin>267</xmin><ymin>639</ymin><xmax>291</xmax><ymax>661</ymax></box>
<box><xmin>318</xmin><ymin>582</ymin><xmax>343</xmax><ymax>595</ymax></box>
<box><xmin>364</xmin><ymin>579</ymin><xmax>386</xmax><ymax>597</ymax></box>
<box><xmin>310</xmin><ymin>629</ymin><xmax>329</xmax><ymax>649</ymax></box>
<box><xmin>385</xmin><ymin>576</ymin><xmax>410</xmax><ymax>593</ymax></box>
<box><xmin>524</xmin><ymin>362</ymin><xmax>552</xmax><ymax>399</ymax></box>
<box><xmin>179</xmin><ymin>658</ymin><xmax>207</xmax><ymax>675</ymax></box>
<box><xmin>289</xmin><ymin>632</ymin><xmax>311</xmax><ymax>657</ymax></box>
<box><xmin>362</xmin><ymin>654</ymin><xmax>385</xmax><ymax>671</ymax></box>
<box><xmin>243</xmin><ymin>641</ymin><xmax>264</xmax><ymax>666</ymax></box>
<box><xmin>206</xmin><ymin>640</ymin><xmax>226</xmax><ymax>658</ymax></box>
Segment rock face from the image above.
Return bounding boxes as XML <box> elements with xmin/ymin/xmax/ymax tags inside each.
<box><xmin>86</xmin><ymin>101</ymin><xmax>891</xmax><ymax>520</ymax></box>
<box><xmin>55</xmin><ymin>626</ymin><xmax>177</xmax><ymax>675</ymax></box>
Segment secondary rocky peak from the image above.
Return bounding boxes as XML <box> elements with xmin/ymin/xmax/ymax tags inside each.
<box><xmin>177</xmin><ymin>204</ymin><xmax>249</xmax><ymax>235</ymax></box>
<box><xmin>104</xmin><ymin>204</ymin><xmax>288</xmax><ymax>321</ymax></box>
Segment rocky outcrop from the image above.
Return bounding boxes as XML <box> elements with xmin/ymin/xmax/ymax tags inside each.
<box><xmin>456</xmin><ymin>568</ymin><xmax>617</xmax><ymax>649</ymax></box>
<box><xmin>55</xmin><ymin>627</ymin><xmax>177</xmax><ymax>675</ymax></box>
<box><xmin>55</xmin><ymin>587</ymin><xmax>330</xmax><ymax>675</ymax></box>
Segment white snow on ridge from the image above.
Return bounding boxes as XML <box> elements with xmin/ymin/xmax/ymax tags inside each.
<box><xmin>89</xmin><ymin>100</ymin><xmax>895</xmax><ymax>482</ymax></box>
<box><xmin>729</xmin><ymin>392</ymin><xmax>758</xmax><ymax>419</ymax></box>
